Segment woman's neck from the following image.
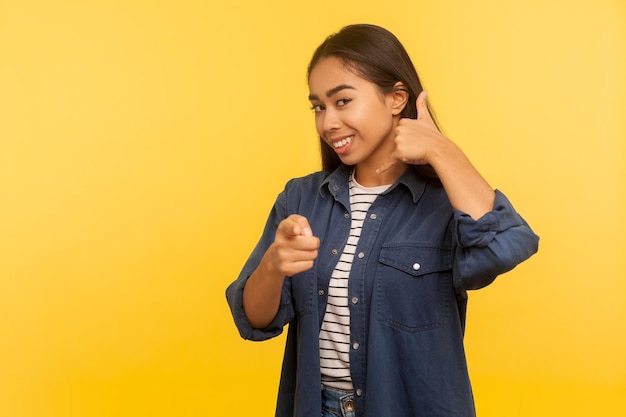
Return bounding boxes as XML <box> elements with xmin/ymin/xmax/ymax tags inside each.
<box><xmin>354</xmin><ymin>162</ymin><xmax>407</xmax><ymax>187</ymax></box>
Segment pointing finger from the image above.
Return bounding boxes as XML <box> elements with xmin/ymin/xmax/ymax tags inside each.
<box><xmin>300</xmin><ymin>224</ymin><xmax>313</xmax><ymax>237</ymax></box>
<box><xmin>283</xmin><ymin>215</ymin><xmax>313</xmax><ymax>238</ymax></box>
<box><xmin>296</xmin><ymin>216</ymin><xmax>313</xmax><ymax>237</ymax></box>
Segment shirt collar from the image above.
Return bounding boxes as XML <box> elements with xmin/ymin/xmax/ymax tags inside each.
<box><xmin>319</xmin><ymin>165</ymin><xmax>427</xmax><ymax>204</ymax></box>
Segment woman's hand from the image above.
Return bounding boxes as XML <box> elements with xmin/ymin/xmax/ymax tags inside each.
<box><xmin>243</xmin><ymin>214</ymin><xmax>319</xmax><ymax>328</ymax></box>
<box><xmin>268</xmin><ymin>214</ymin><xmax>320</xmax><ymax>277</ymax></box>
<box><xmin>377</xmin><ymin>90</ymin><xmax>445</xmax><ymax>173</ymax></box>
<box><xmin>379</xmin><ymin>90</ymin><xmax>495</xmax><ymax>220</ymax></box>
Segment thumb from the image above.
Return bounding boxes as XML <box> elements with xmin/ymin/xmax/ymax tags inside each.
<box><xmin>416</xmin><ymin>90</ymin><xmax>431</xmax><ymax>121</ymax></box>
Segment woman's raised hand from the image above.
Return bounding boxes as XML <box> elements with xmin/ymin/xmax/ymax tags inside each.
<box><xmin>377</xmin><ymin>90</ymin><xmax>447</xmax><ymax>174</ymax></box>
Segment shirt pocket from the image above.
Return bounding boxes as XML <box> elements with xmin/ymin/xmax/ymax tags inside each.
<box><xmin>376</xmin><ymin>243</ymin><xmax>453</xmax><ymax>333</ymax></box>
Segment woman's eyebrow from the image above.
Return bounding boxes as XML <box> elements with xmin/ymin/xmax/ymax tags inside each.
<box><xmin>308</xmin><ymin>84</ymin><xmax>356</xmax><ymax>101</ymax></box>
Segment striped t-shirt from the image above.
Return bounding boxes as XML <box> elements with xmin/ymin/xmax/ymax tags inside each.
<box><xmin>319</xmin><ymin>172</ymin><xmax>390</xmax><ymax>390</ymax></box>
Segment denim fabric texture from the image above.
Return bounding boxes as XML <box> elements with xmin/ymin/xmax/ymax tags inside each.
<box><xmin>322</xmin><ymin>385</ymin><xmax>356</xmax><ymax>417</ymax></box>
<box><xmin>226</xmin><ymin>165</ymin><xmax>539</xmax><ymax>417</ymax></box>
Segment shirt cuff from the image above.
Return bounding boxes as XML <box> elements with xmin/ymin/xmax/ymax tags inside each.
<box><xmin>455</xmin><ymin>190</ymin><xmax>524</xmax><ymax>248</ymax></box>
<box><xmin>226</xmin><ymin>274</ymin><xmax>290</xmax><ymax>341</ymax></box>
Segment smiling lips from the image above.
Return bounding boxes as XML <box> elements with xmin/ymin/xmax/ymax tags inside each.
<box><xmin>332</xmin><ymin>135</ymin><xmax>353</xmax><ymax>149</ymax></box>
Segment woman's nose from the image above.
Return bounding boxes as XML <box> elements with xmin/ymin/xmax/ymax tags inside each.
<box><xmin>321</xmin><ymin>108</ymin><xmax>341</xmax><ymax>132</ymax></box>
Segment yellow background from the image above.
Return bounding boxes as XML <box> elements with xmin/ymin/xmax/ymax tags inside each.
<box><xmin>1</xmin><ymin>0</ymin><xmax>624</xmax><ymax>416</ymax></box>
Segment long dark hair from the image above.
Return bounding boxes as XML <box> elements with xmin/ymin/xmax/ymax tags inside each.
<box><xmin>307</xmin><ymin>24</ymin><xmax>440</xmax><ymax>178</ymax></box>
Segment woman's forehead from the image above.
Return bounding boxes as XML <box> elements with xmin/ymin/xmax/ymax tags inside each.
<box><xmin>308</xmin><ymin>58</ymin><xmax>368</xmax><ymax>93</ymax></box>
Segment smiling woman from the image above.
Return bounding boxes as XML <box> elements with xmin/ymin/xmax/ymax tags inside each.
<box><xmin>2</xmin><ymin>1</ymin><xmax>623</xmax><ymax>416</ymax></box>
<box><xmin>226</xmin><ymin>23</ymin><xmax>539</xmax><ymax>417</ymax></box>
<box><xmin>308</xmin><ymin>57</ymin><xmax>408</xmax><ymax>184</ymax></box>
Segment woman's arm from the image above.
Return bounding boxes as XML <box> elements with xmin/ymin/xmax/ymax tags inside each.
<box><xmin>242</xmin><ymin>215</ymin><xmax>319</xmax><ymax>328</ymax></box>
<box><xmin>378</xmin><ymin>90</ymin><xmax>495</xmax><ymax>220</ymax></box>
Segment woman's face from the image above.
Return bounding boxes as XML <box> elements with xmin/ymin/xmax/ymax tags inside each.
<box><xmin>308</xmin><ymin>57</ymin><xmax>402</xmax><ymax>173</ymax></box>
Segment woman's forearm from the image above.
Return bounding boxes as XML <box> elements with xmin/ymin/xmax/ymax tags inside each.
<box><xmin>428</xmin><ymin>139</ymin><xmax>495</xmax><ymax>220</ymax></box>
<box><xmin>242</xmin><ymin>246</ymin><xmax>286</xmax><ymax>329</ymax></box>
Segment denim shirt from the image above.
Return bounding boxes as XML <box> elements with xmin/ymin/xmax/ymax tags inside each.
<box><xmin>226</xmin><ymin>165</ymin><xmax>539</xmax><ymax>417</ymax></box>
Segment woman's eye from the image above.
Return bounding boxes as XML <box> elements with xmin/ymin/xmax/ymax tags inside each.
<box><xmin>311</xmin><ymin>104</ymin><xmax>324</xmax><ymax>113</ymax></box>
<box><xmin>337</xmin><ymin>98</ymin><xmax>351</xmax><ymax>107</ymax></box>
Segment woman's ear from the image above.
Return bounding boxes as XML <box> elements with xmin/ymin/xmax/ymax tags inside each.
<box><xmin>389</xmin><ymin>82</ymin><xmax>409</xmax><ymax>116</ymax></box>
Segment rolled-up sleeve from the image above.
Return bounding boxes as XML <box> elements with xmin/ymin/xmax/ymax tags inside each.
<box><xmin>225</xmin><ymin>192</ymin><xmax>296</xmax><ymax>341</ymax></box>
<box><xmin>453</xmin><ymin>190</ymin><xmax>539</xmax><ymax>290</ymax></box>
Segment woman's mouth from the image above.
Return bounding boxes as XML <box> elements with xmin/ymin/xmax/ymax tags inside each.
<box><xmin>332</xmin><ymin>136</ymin><xmax>353</xmax><ymax>149</ymax></box>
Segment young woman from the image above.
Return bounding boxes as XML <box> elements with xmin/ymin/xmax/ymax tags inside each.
<box><xmin>226</xmin><ymin>24</ymin><xmax>539</xmax><ymax>417</ymax></box>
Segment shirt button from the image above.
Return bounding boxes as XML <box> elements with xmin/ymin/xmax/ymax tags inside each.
<box><xmin>369</xmin><ymin>213</ymin><xmax>377</xmax><ymax>220</ymax></box>
<box><xmin>331</xmin><ymin>249</ymin><xmax>338</xmax><ymax>255</ymax></box>
<box><xmin>353</xmin><ymin>342</ymin><xmax>360</xmax><ymax>350</ymax></box>
<box><xmin>344</xmin><ymin>212</ymin><xmax>350</xmax><ymax>219</ymax></box>
<box><xmin>355</xmin><ymin>388</ymin><xmax>363</xmax><ymax>397</ymax></box>
<box><xmin>351</xmin><ymin>296</ymin><xmax>359</xmax><ymax>304</ymax></box>
<box><xmin>318</xmin><ymin>289</ymin><xmax>325</xmax><ymax>296</ymax></box>
<box><xmin>412</xmin><ymin>263</ymin><xmax>421</xmax><ymax>271</ymax></box>
<box><xmin>357</xmin><ymin>252</ymin><xmax>365</xmax><ymax>259</ymax></box>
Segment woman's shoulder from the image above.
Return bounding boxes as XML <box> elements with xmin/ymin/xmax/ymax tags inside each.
<box><xmin>286</xmin><ymin>169</ymin><xmax>329</xmax><ymax>184</ymax></box>
<box><xmin>284</xmin><ymin>167</ymin><xmax>346</xmax><ymax>192</ymax></box>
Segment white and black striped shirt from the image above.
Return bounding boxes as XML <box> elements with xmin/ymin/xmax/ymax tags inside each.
<box><xmin>319</xmin><ymin>173</ymin><xmax>390</xmax><ymax>390</ymax></box>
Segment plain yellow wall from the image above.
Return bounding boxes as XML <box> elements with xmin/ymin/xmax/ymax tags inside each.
<box><xmin>1</xmin><ymin>0</ymin><xmax>624</xmax><ymax>416</ymax></box>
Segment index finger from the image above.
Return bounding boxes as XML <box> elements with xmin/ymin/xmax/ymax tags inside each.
<box><xmin>283</xmin><ymin>215</ymin><xmax>313</xmax><ymax>237</ymax></box>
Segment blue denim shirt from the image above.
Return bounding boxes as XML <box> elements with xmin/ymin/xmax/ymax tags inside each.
<box><xmin>226</xmin><ymin>165</ymin><xmax>539</xmax><ymax>417</ymax></box>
